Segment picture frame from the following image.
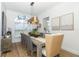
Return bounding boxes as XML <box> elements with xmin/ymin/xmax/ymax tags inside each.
<box><xmin>51</xmin><ymin>17</ymin><xmax>60</xmax><ymax>30</ymax></box>
<box><xmin>60</xmin><ymin>13</ymin><xmax>74</xmax><ymax>30</ymax></box>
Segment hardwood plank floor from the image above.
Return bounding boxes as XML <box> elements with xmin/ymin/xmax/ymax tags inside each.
<box><xmin>60</xmin><ymin>49</ymin><xmax>79</xmax><ymax>57</ymax></box>
<box><xmin>1</xmin><ymin>42</ymin><xmax>79</xmax><ymax>57</ymax></box>
<box><xmin>1</xmin><ymin>42</ymin><xmax>29</xmax><ymax>57</ymax></box>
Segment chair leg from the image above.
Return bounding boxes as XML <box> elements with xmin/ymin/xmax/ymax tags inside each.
<box><xmin>27</xmin><ymin>51</ymin><xmax>30</xmax><ymax>56</ymax></box>
<box><xmin>55</xmin><ymin>54</ymin><xmax>60</xmax><ymax>57</ymax></box>
<box><xmin>42</xmin><ymin>54</ymin><xmax>45</xmax><ymax>57</ymax></box>
<box><xmin>31</xmin><ymin>51</ymin><xmax>34</xmax><ymax>57</ymax></box>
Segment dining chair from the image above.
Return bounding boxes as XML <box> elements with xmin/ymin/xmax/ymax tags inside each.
<box><xmin>21</xmin><ymin>33</ymin><xmax>36</xmax><ymax>56</ymax></box>
<box><xmin>21</xmin><ymin>33</ymin><xmax>27</xmax><ymax>48</ymax></box>
<box><xmin>25</xmin><ymin>34</ymin><xmax>37</xmax><ymax>56</ymax></box>
<box><xmin>42</xmin><ymin>33</ymin><xmax>64</xmax><ymax>57</ymax></box>
<box><xmin>40</xmin><ymin>33</ymin><xmax>45</xmax><ymax>38</ymax></box>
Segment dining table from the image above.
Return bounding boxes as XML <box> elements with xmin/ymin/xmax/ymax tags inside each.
<box><xmin>30</xmin><ymin>37</ymin><xmax>46</xmax><ymax>57</ymax></box>
<box><xmin>22</xmin><ymin>32</ymin><xmax>46</xmax><ymax>57</ymax></box>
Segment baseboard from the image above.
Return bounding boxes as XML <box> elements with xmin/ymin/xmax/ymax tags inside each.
<box><xmin>0</xmin><ymin>37</ymin><xmax>1</xmax><ymax>51</ymax></box>
<box><xmin>63</xmin><ymin>48</ymin><xmax>79</xmax><ymax>56</ymax></box>
<box><xmin>12</xmin><ymin>40</ymin><xmax>21</xmax><ymax>43</ymax></box>
<box><xmin>12</xmin><ymin>38</ymin><xmax>21</xmax><ymax>43</ymax></box>
<box><xmin>0</xmin><ymin>36</ymin><xmax>1</xmax><ymax>40</ymax></box>
<box><xmin>12</xmin><ymin>42</ymin><xmax>20</xmax><ymax>44</ymax></box>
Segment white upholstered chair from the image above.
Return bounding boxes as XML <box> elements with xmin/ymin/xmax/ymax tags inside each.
<box><xmin>42</xmin><ymin>33</ymin><xmax>64</xmax><ymax>57</ymax></box>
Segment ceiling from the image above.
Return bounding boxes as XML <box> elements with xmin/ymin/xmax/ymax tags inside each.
<box><xmin>2</xmin><ymin>2</ymin><xmax>59</xmax><ymax>15</ymax></box>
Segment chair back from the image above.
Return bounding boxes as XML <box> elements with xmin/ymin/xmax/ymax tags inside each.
<box><xmin>25</xmin><ymin>35</ymin><xmax>33</xmax><ymax>51</ymax></box>
<box><xmin>21</xmin><ymin>33</ymin><xmax>33</xmax><ymax>51</ymax></box>
<box><xmin>21</xmin><ymin>33</ymin><xmax>27</xmax><ymax>48</ymax></box>
<box><xmin>45</xmin><ymin>33</ymin><xmax>64</xmax><ymax>57</ymax></box>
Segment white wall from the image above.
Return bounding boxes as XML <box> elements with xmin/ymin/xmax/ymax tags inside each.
<box><xmin>0</xmin><ymin>3</ymin><xmax>1</xmax><ymax>51</ymax></box>
<box><xmin>6</xmin><ymin>9</ymin><xmax>31</xmax><ymax>43</ymax></box>
<box><xmin>0</xmin><ymin>3</ymin><xmax>1</xmax><ymax>39</ymax></box>
<box><xmin>38</xmin><ymin>2</ymin><xmax>79</xmax><ymax>55</ymax></box>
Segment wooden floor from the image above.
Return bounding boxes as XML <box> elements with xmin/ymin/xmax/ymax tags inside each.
<box><xmin>1</xmin><ymin>42</ymin><xmax>79</xmax><ymax>57</ymax></box>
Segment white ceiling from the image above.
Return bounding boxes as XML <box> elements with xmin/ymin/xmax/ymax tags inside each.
<box><xmin>2</xmin><ymin>2</ymin><xmax>59</xmax><ymax>15</ymax></box>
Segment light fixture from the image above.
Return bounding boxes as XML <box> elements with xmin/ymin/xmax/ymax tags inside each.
<box><xmin>28</xmin><ymin>2</ymin><xmax>39</xmax><ymax>24</ymax></box>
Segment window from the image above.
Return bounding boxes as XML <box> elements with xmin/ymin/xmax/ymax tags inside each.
<box><xmin>51</xmin><ymin>17</ymin><xmax>60</xmax><ymax>30</ymax></box>
<box><xmin>60</xmin><ymin>13</ymin><xmax>74</xmax><ymax>30</ymax></box>
<box><xmin>51</xmin><ymin>13</ymin><xmax>74</xmax><ymax>31</ymax></box>
<box><xmin>43</xmin><ymin>17</ymin><xmax>50</xmax><ymax>33</ymax></box>
<box><xmin>14</xmin><ymin>16</ymin><xmax>29</xmax><ymax>38</ymax></box>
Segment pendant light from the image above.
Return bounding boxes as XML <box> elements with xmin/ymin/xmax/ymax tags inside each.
<box><xmin>28</xmin><ymin>2</ymin><xmax>39</xmax><ymax>24</ymax></box>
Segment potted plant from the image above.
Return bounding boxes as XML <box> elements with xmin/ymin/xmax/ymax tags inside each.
<box><xmin>29</xmin><ymin>29</ymin><xmax>40</xmax><ymax>37</ymax></box>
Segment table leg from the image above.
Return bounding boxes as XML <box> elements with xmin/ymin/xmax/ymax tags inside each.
<box><xmin>37</xmin><ymin>44</ymin><xmax>42</xmax><ymax>57</ymax></box>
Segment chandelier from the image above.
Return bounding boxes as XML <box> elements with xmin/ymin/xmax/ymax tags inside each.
<box><xmin>28</xmin><ymin>2</ymin><xmax>39</xmax><ymax>24</ymax></box>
